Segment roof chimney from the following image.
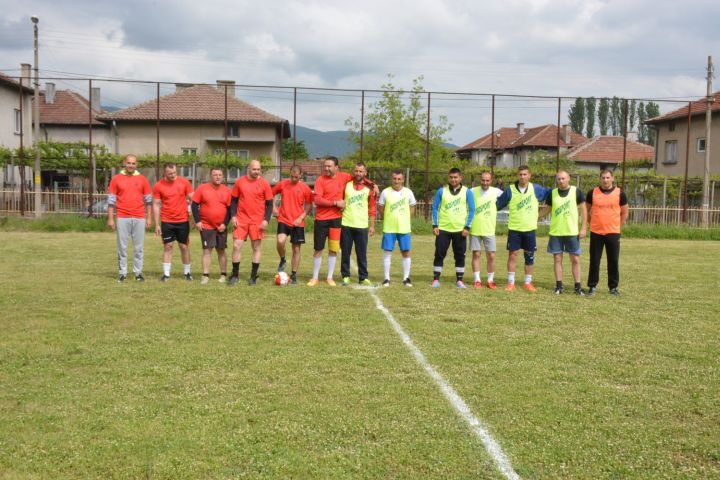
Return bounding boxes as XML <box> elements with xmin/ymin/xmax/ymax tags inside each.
<box><xmin>20</xmin><ymin>63</ymin><xmax>31</xmax><ymax>88</ymax></box>
<box><xmin>517</xmin><ymin>122</ymin><xmax>525</xmax><ymax>135</ymax></box>
<box><xmin>175</xmin><ymin>83</ymin><xmax>193</xmax><ymax>92</ymax></box>
<box><xmin>45</xmin><ymin>82</ymin><xmax>56</xmax><ymax>104</ymax></box>
<box><xmin>91</xmin><ymin>87</ymin><xmax>101</xmax><ymax>112</ymax></box>
<box><xmin>217</xmin><ymin>80</ymin><xmax>236</xmax><ymax>98</ymax></box>
<box><xmin>562</xmin><ymin>124</ymin><xmax>571</xmax><ymax>144</ymax></box>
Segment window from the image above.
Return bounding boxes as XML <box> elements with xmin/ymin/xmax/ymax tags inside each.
<box><xmin>697</xmin><ymin>138</ymin><xmax>706</xmax><ymax>153</ymax></box>
<box><xmin>181</xmin><ymin>147</ymin><xmax>197</xmax><ymax>156</ymax></box>
<box><xmin>178</xmin><ymin>165</ymin><xmax>193</xmax><ymax>178</ymax></box>
<box><xmin>668</xmin><ymin>123</ymin><xmax>675</xmax><ymax>132</ymax></box>
<box><xmin>14</xmin><ymin>109</ymin><xmax>21</xmax><ymax>134</ymax></box>
<box><xmin>227</xmin><ymin>167</ymin><xmax>241</xmax><ymax>181</ymax></box>
<box><xmin>664</xmin><ymin>140</ymin><xmax>677</xmax><ymax>164</ymax></box>
<box><xmin>225</xmin><ymin>124</ymin><xmax>240</xmax><ymax>137</ymax></box>
<box><xmin>214</xmin><ymin>149</ymin><xmax>249</xmax><ymax>160</ymax></box>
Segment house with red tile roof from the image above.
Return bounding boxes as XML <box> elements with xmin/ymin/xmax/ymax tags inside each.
<box><xmin>645</xmin><ymin>92</ymin><xmax>720</xmax><ymax>176</ymax></box>
<box><xmin>566</xmin><ymin>135</ymin><xmax>655</xmax><ymax>171</ymax></box>
<box><xmin>97</xmin><ymin>82</ymin><xmax>290</xmax><ymax>183</ymax></box>
<box><xmin>456</xmin><ymin>123</ymin><xmax>587</xmax><ymax>168</ymax></box>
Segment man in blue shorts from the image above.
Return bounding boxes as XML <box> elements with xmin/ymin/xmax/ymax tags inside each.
<box><xmin>496</xmin><ymin>165</ymin><xmax>550</xmax><ymax>292</ymax></box>
<box><xmin>541</xmin><ymin>170</ymin><xmax>587</xmax><ymax>295</ymax></box>
<box><xmin>378</xmin><ymin>170</ymin><xmax>416</xmax><ymax>287</ymax></box>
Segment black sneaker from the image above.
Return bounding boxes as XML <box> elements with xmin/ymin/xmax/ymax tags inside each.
<box><xmin>553</xmin><ymin>286</ymin><xmax>564</xmax><ymax>295</ymax></box>
<box><xmin>574</xmin><ymin>287</ymin><xmax>586</xmax><ymax>296</ymax></box>
<box><xmin>247</xmin><ymin>277</ymin><xmax>257</xmax><ymax>286</ymax></box>
<box><xmin>402</xmin><ymin>277</ymin><xmax>413</xmax><ymax>287</ymax></box>
<box><xmin>160</xmin><ymin>275</ymin><xmax>170</xmax><ymax>282</ymax></box>
<box><xmin>118</xmin><ymin>274</ymin><xmax>127</xmax><ymax>283</ymax></box>
<box><xmin>135</xmin><ymin>274</ymin><xmax>145</xmax><ymax>282</ymax></box>
<box><xmin>609</xmin><ymin>288</ymin><xmax>620</xmax><ymax>296</ymax></box>
<box><xmin>290</xmin><ymin>273</ymin><xmax>297</xmax><ymax>285</ymax></box>
<box><xmin>227</xmin><ymin>275</ymin><xmax>239</xmax><ymax>286</ymax></box>
<box><xmin>278</xmin><ymin>258</ymin><xmax>286</xmax><ymax>273</ymax></box>
<box><xmin>382</xmin><ymin>279</ymin><xmax>390</xmax><ymax>287</ymax></box>
<box><xmin>587</xmin><ymin>287</ymin><xmax>597</xmax><ymax>296</ymax></box>
<box><xmin>184</xmin><ymin>273</ymin><xmax>193</xmax><ymax>281</ymax></box>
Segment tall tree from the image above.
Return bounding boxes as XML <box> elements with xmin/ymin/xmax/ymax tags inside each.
<box><xmin>585</xmin><ymin>97</ymin><xmax>597</xmax><ymax>138</ymax></box>
<box><xmin>610</xmin><ymin>96</ymin><xmax>622</xmax><ymax>135</ymax></box>
<box><xmin>637</xmin><ymin>101</ymin><xmax>646</xmax><ymax>143</ymax></box>
<box><xmin>644</xmin><ymin>102</ymin><xmax>661</xmax><ymax>146</ymax></box>
<box><xmin>282</xmin><ymin>139</ymin><xmax>310</xmax><ymax>161</ymax></box>
<box><xmin>568</xmin><ymin>97</ymin><xmax>585</xmax><ymax>135</ymax></box>
<box><xmin>629</xmin><ymin>99</ymin><xmax>637</xmax><ymax>132</ymax></box>
<box><xmin>598</xmin><ymin>98</ymin><xmax>610</xmax><ymax>135</ymax></box>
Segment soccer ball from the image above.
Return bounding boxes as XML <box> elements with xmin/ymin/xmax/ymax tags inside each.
<box><xmin>274</xmin><ymin>271</ymin><xmax>290</xmax><ymax>286</ymax></box>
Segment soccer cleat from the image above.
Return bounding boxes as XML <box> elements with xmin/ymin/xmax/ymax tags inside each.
<box><xmin>504</xmin><ymin>283</ymin><xmax>516</xmax><ymax>292</ymax></box>
<box><xmin>382</xmin><ymin>279</ymin><xmax>390</xmax><ymax>287</ymax></box>
<box><xmin>118</xmin><ymin>274</ymin><xmax>127</xmax><ymax>283</ymax></box>
<box><xmin>200</xmin><ymin>276</ymin><xmax>209</xmax><ymax>285</ymax></box>
<box><xmin>278</xmin><ymin>258</ymin><xmax>286</xmax><ymax>272</ymax></box>
<box><xmin>473</xmin><ymin>280</ymin><xmax>483</xmax><ymax>289</ymax></box>
<box><xmin>553</xmin><ymin>286</ymin><xmax>563</xmax><ymax>295</ymax></box>
<box><xmin>326</xmin><ymin>278</ymin><xmax>337</xmax><ymax>287</ymax></box>
<box><xmin>160</xmin><ymin>275</ymin><xmax>170</xmax><ymax>282</ymax></box>
<box><xmin>574</xmin><ymin>287</ymin><xmax>586</xmax><ymax>296</ymax></box>
<box><xmin>609</xmin><ymin>288</ymin><xmax>620</xmax><ymax>296</ymax></box>
<box><xmin>456</xmin><ymin>280</ymin><xmax>467</xmax><ymax>289</ymax></box>
<box><xmin>184</xmin><ymin>273</ymin><xmax>193</xmax><ymax>281</ymax></box>
<box><xmin>227</xmin><ymin>275</ymin><xmax>239</xmax><ymax>286</ymax></box>
<box><xmin>587</xmin><ymin>287</ymin><xmax>597</xmax><ymax>296</ymax></box>
<box><xmin>218</xmin><ymin>274</ymin><xmax>227</xmax><ymax>283</ymax></box>
<box><xmin>290</xmin><ymin>273</ymin><xmax>298</xmax><ymax>285</ymax></box>
<box><xmin>431</xmin><ymin>279</ymin><xmax>440</xmax><ymax>288</ymax></box>
<box><xmin>135</xmin><ymin>274</ymin><xmax>145</xmax><ymax>282</ymax></box>
<box><xmin>523</xmin><ymin>282</ymin><xmax>537</xmax><ymax>293</ymax></box>
<box><xmin>487</xmin><ymin>281</ymin><xmax>497</xmax><ymax>290</ymax></box>
<box><xmin>341</xmin><ymin>277</ymin><xmax>351</xmax><ymax>286</ymax></box>
<box><xmin>402</xmin><ymin>277</ymin><xmax>413</xmax><ymax>287</ymax></box>
<box><xmin>247</xmin><ymin>277</ymin><xmax>257</xmax><ymax>286</ymax></box>
<box><xmin>306</xmin><ymin>278</ymin><xmax>319</xmax><ymax>287</ymax></box>
<box><xmin>359</xmin><ymin>278</ymin><xmax>372</xmax><ymax>286</ymax></box>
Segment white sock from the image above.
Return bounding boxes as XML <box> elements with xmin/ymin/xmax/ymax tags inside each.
<box><xmin>163</xmin><ymin>263</ymin><xmax>171</xmax><ymax>276</ymax></box>
<box><xmin>183</xmin><ymin>264</ymin><xmax>191</xmax><ymax>275</ymax></box>
<box><xmin>383</xmin><ymin>251</ymin><xmax>392</xmax><ymax>280</ymax></box>
<box><xmin>326</xmin><ymin>255</ymin><xmax>337</xmax><ymax>279</ymax></box>
<box><xmin>402</xmin><ymin>257</ymin><xmax>411</xmax><ymax>280</ymax></box>
<box><xmin>312</xmin><ymin>256</ymin><xmax>321</xmax><ymax>279</ymax></box>
<box><xmin>507</xmin><ymin>272</ymin><xmax>515</xmax><ymax>285</ymax></box>
<box><xmin>525</xmin><ymin>274</ymin><xmax>533</xmax><ymax>284</ymax></box>
<box><xmin>473</xmin><ymin>271</ymin><xmax>481</xmax><ymax>282</ymax></box>
<box><xmin>487</xmin><ymin>272</ymin><xmax>495</xmax><ymax>282</ymax></box>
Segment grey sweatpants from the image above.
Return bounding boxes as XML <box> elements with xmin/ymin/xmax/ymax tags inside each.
<box><xmin>117</xmin><ymin>217</ymin><xmax>146</xmax><ymax>275</ymax></box>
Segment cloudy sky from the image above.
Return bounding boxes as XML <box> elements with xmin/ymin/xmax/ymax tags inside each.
<box><xmin>1</xmin><ymin>0</ymin><xmax>718</xmax><ymax>145</ymax></box>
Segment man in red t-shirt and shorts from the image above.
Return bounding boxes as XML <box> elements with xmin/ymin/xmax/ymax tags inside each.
<box><xmin>272</xmin><ymin>165</ymin><xmax>313</xmax><ymax>285</ymax></box>
<box><xmin>191</xmin><ymin>167</ymin><xmax>232</xmax><ymax>284</ymax></box>
<box><xmin>229</xmin><ymin>159</ymin><xmax>274</xmax><ymax>286</ymax></box>
<box><xmin>153</xmin><ymin>163</ymin><xmax>194</xmax><ymax>281</ymax></box>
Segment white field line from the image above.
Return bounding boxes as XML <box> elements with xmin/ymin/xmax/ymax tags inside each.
<box><xmin>348</xmin><ymin>259</ymin><xmax>520</xmax><ymax>479</ymax></box>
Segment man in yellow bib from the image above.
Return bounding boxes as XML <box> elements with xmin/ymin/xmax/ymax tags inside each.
<box><xmin>340</xmin><ymin>162</ymin><xmax>377</xmax><ymax>286</ymax></box>
<box><xmin>469</xmin><ymin>171</ymin><xmax>503</xmax><ymax>289</ymax></box>
<box><xmin>541</xmin><ymin>170</ymin><xmax>587</xmax><ymax>295</ymax></box>
<box><xmin>496</xmin><ymin>165</ymin><xmax>550</xmax><ymax>292</ymax></box>
<box><xmin>431</xmin><ymin>168</ymin><xmax>475</xmax><ymax>288</ymax></box>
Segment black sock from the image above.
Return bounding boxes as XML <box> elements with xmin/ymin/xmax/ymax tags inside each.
<box><xmin>456</xmin><ymin>272</ymin><xmax>463</xmax><ymax>281</ymax></box>
<box><xmin>221</xmin><ymin>272</ymin><xmax>226</xmax><ymax>276</ymax></box>
<box><xmin>251</xmin><ymin>262</ymin><xmax>259</xmax><ymax>278</ymax></box>
<box><xmin>291</xmin><ymin>270</ymin><xmax>297</xmax><ymax>277</ymax></box>
<box><xmin>203</xmin><ymin>273</ymin><xmax>209</xmax><ymax>277</ymax></box>
<box><xmin>232</xmin><ymin>262</ymin><xmax>239</xmax><ymax>276</ymax></box>
<box><xmin>433</xmin><ymin>272</ymin><xmax>441</xmax><ymax>280</ymax></box>
<box><xmin>574</xmin><ymin>282</ymin><xmax>581</xmax><ymax>290</ymax></box>
<box><xmin>556</xmin><ymin>281</ymin><xmax>563</xmax><ymax>288</ymax></box>
<box><xmin>280</xmin><ymin>256</ymin><xmax>286</xmax><ymax>264</ymax></box>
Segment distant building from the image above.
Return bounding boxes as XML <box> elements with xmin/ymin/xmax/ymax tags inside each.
<box><xmin>0</xmin><ymin>65</ymin><xmax>34</xmax><ymax>188</ymax></box>
<box><xmin>567</xmin><ymin>135</ymin><xmax>655</xmax><ymax>171</ymax></box>
<box><xmin>456</xmin><ymin>123</ymin><xmax>587</xmax><ymax>168</ymax></box>
<box><xmin>645</xmin><ymin>92</ymin><xmax>720</xmax><ymax>177</ymax></box>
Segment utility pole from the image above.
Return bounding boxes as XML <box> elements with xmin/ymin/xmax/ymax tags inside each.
<box><xmin>702</xmin><ymin>55</ymin><xmax>714</xmax><ymax>228</ymax></box>
<box><xmin>32</xmin><ymin>15</ymin><xmax>41</xmax><ymax>217</ymax></box>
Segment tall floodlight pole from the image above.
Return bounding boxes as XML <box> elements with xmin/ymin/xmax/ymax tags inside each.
<box><xmin>32</xmin><ymin>15</ymin><xmax>41</xmax><ymax>217</ymax></box>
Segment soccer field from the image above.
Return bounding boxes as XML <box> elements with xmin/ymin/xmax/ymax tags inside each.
<box><xmin>0</xmin><ymin>231</ymin><xmax>718</xmax><ymax>479</ymax></box>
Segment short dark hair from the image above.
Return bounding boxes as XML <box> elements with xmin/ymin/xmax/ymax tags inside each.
<box><xmin>391</xmin><ymin>169</ymin><xmax>404</xmax><ymax>176</ymax></box>
<box><xmin>290</xmin><ymin>165</ymin><xmax>302</xmax><ymax>174</ymax></box>
<box><xmin>449</xmin><ymin>167</ymin><xmax>462</xmax><ymax>175</ymax></box>
<box><xmin>518</xmin><ymin>165</ymin><xmax>530</xmax><ymax>173</ymax></box>
<box><xmin>355</xmin><ymin>161</ymin><xmax>366</xmax><ymax>168</ymax></box>
<box><xmin>163</xmin><ymin>162</ymin><xmax>177</xmax><ymax>170</ymax></box>
<box><xmin>209</xmin><ymin>167</ymin><xmax>223</xmax><ymax>174</ymax></box>
<box><xmin>600</xmin><ymin>168</ymin><xmax>614</xmax><ymax>176</ymax></box>
<box><xmin>322</xmin><ymin>156</ymin><xmax>339</xmax><ymax>166</ymax></box>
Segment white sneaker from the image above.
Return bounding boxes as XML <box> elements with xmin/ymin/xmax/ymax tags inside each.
<box><xmin>201</xmin><ymin>276</ymin><xmax>209</xmax><ymax>285</ymax></box>
<box><xmin>218</xmin><ymin>274</ymin><xmax>226</xmax><ymax>283</ymax></box>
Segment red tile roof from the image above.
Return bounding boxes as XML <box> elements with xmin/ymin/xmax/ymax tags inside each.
<box><xmin>567</xmin><ymin>136</ymin><xmax>654</xmax><ymax>164</ymax></box>
<box><xmin>0</xmin><ymin>72</ymin><xmax>34</xmax><ymax>94</ymax></box>
<box><xmin>279</xmin><ymin>159</ymin><xmax>324</xmax><ymax>176</ymax></box>
<box><xmin>98</xmin><ymin>84</ymin><xmax>289</xmax><ymax>128</ymax></box>
<box><xmin>645</xmin><ymin>91</ymin><xmax>720</xmax><ymax>124</ymax></box>
<box><xmin>38</xmin><ymin>90</ymin><xmax>106</xmax><ymax>126</ymax></box>
<box><xmin>457</xmin><ymin>124</ymin><xmax>587</xmax><ymax>152</ymax></box>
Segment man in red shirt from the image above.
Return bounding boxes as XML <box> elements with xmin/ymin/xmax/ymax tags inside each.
<box><xmin>152</xmin><ymin>163</ymin><xmax>194</xmax><ymax>281</ymax></box>
<box><xmin>107</xmin><ymin>154</ymin><xmax>152</xmax><ymax>282</ymax></box>
<box><xmin>272</xmin><ymin>165</ymin><xmax>313</xmax><ymax>285</ymax></box>
<box><xmin>308</xmin><ymin>156</ymin><xmax>376</xmax><ymax>287</ymax></box>
<box><xmin>191</xmin><ymin>167</ymin><xmax>232</xmax><ymax>285</ymax></box>
<box><xmin>229</xmin><ymin>159</ymin><xmax>274</xmax><ymax>286</ymax></box>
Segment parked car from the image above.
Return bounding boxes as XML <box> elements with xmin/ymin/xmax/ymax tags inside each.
<box><xmin>79</xmin><ymin>199</ymin><xmax>108</xmax><ymax>217</ymax></box>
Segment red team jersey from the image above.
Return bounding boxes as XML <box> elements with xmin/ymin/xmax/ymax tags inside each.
<box><xmin>272</xmin><ymin>180</ymin><xmax>313</xmax><ymax>227</ymax></box>
<box><xmin>108</xmin><ymin>172</ymin><xmax>152</xmax><ymax>218</ymax></box>
<box><xmin>192</xmin><ymin>183</ymin><xmax>232</xmax><ymax>230</ymax></box>
<box><xmin>313</xmin><ymin>171</ymin><xmax>354</xmax><ymax>221</ymax></box>
<box><xmin>231</xmin><ymin>176</ymin><xmax>273</xmax><ymax>225</ymax></box>
<box><xmin>153</xmin><ymin>176</ymin><xmax>193</xmax><ymax>223</ymax></box>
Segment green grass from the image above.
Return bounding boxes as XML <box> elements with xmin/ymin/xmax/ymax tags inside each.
<box><xmin>0</xmin><ymin>232</ymin><xmax>719</xmax><ymax>478</ymax></box>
